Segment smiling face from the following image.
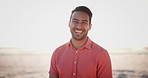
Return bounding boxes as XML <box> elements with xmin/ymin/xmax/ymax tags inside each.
<box><xmin>69</xmin><ymin>11</ymin><xmax>92</xmax><ymax>41</ymax></box>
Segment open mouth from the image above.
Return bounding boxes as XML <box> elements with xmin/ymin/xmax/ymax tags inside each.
<box><xmin>75</xmin><ymin>30</ymin><xmax>83</xmax><ymax>34</ymax></box>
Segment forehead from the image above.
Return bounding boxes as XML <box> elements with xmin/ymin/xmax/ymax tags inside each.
<box><xmin>71</xmin><ymin>11</ymin><xmax>89</xmax><ymax>21</ymax></box>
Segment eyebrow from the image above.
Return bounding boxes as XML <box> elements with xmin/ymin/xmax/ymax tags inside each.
<box><xmin>82</xmin><ymin>20</ymin><xmax>88</xmax><ymax>22</ymax></box>
<box><xmin>72</xmin><ymin>18</ymin><xmax>79</xmax><ymax>21</ymax></box>
<box><xmin>72</xmin><ymin>18</ymin><xmax>88</xmax><ymax>22</ymax></box>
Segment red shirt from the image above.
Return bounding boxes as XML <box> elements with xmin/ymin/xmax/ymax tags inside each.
<box><xmin>49</xmin><ymin>38</ymin><xmax>112</xmax><ymax>78</ymax></box>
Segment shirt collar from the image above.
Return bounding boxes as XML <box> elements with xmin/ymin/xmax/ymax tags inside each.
<box><xmin>67</xmin><ymin>37</ymin><xmax>93</xmax><ymax>50</ymax></box>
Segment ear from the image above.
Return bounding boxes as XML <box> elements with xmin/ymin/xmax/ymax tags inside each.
<box><xmin>89</xmin><ymin>24</ymin><xmax>92</xmax><ymax>30</ymax></box>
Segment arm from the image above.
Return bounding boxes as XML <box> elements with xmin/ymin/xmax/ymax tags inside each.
<box><xmin>49</xmin><ymin>51</ymin><xmax>59</xmax><ymax>78</ymax></box>
<box><xmin>97</xmin><ymin>50</ymin><xmax>112</xmax><ymax>78</ymax></box>
<box><xmin>49</xmin><ymin>74</ymin><xmax>58</xmax><ymax>78</ymax></box>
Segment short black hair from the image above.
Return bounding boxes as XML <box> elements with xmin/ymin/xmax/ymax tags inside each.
<box><xmin>70</xmin><ymin>6</ymin><xmax>93</xmax><ymax>24</ymax></box>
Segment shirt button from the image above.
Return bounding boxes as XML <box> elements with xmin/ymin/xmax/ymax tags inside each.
<box><xmin>74</xmin><ymin>61</ymin><xmax>76</xmax><ymax>64</ymax></box>
<box><xmin>76</xmin><ymin>51</ymin><xmax>78</xmax><ymax>53</ymax></box>
<box><xmin>73</xmin><ymin>73</ymin><xmax>76</xmax><ymax>75</ymax></box>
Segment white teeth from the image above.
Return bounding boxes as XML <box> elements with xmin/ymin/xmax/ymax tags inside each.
<box><xmin>75</xmin><ymin>30</ymin><xmax>83</xmax><ymax>33</ymax></box>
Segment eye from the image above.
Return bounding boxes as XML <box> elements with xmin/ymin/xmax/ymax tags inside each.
<box><xmin>82</xmin><ymin>22</ymin><xmax>88</xmax><ymax>25</ymax></box>
<box><xmin>72</xmin><ymin>21</ymin><xmax>78</xmax><ymax>24</ymax></box>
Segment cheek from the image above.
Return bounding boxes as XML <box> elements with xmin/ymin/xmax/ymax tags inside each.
<box><xmin>87</xmin><ymin>26</ymin><xmax>91</xmax><ymax>31</ymax></box>
<box><xmin>85</xmin><ymin>27</ymin><xmax>90</xmax><ymax>31</ymax></box>
<box><xmin>69</xmin><ymin>24</ymin><xmax>74</xmax><ymax>29</ymax></box>
<box><xmin>69</xmin><ymin>22</ymin><xmax>75</xmax><ymax>26</ymax></box>
<box><xmin>69</xmin><ymin>24</ymin><xmax>76</xmax><ymax>29</ymax></box>
<box><xmin>69</xmin><ymin>27</ymin><xmax>74</xmax><ymax>32</ymax></box>
<box><xmin>69</xmin><ymin>26</ymin><xmax>74</xmax><ymax>30</ymax></box>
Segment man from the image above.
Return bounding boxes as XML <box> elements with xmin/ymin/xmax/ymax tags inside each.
<box><xmin>49</xmin><ymin>6</ymin><xmax>112</xmax><ymax>78</ymax></box>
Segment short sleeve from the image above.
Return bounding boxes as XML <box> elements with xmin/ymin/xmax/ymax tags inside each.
<box><xmin>97</xmin><ymin>50</ymin><xmax>112</xmax><ymax>78</ymax></box>
<box><xmin>49</xmin><ymin>51</ymin><xmax>59</xmax><ymax>77</ymax></box>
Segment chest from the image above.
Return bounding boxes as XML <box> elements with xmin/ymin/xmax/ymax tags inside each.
<box><xmin>56</xmin><ymin>50</ymin><xmax>98</xmax><ymax>77</ymax></box>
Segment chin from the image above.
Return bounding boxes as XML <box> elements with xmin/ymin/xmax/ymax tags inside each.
<box><xmin>73</xmin><ymin>36</ymin><xmax>87</xmax><ymax>41</ymax></box>
<box><xmin>71</xmin><ymin>32</ymin><xmax>88</xmax><ymax>41</ymax></box>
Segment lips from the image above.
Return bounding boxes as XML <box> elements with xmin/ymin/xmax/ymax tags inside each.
<box><xmin>75</xmin><ymin>30</ymin><xmax>83</xmax><ymax>34</ymax></box>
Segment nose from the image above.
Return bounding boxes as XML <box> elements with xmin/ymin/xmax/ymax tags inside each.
<box><xmin>76</xmin><ymin>23</ymin><xmax>83</xmax><ymax>28</ymax></box>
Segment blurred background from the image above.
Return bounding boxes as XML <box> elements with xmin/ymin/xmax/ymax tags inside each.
<box><xmin>0</xmin><ymin>0</ymin><xmax>148</xmax><ymax>78</ymax></box>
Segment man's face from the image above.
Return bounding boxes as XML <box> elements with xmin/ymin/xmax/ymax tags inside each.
<box><xmin>69</xmin><ymin>11</ymin><xmax>92</xmax><ymax>40</ymax></box>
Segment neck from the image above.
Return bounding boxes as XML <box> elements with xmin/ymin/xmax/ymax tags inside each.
<box><xmin>71</xmin><ymin>37</ymin><xmax>88</xmax><ymax>50</ymax></box>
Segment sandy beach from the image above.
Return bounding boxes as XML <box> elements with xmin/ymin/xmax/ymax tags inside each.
<box><xmin>0</xmin><ymin>53</ymin><xmax>148</xmax><ymax>78</ymax></box>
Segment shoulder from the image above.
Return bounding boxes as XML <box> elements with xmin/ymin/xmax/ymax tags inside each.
<box><xmin>92</xmin><ymin>42</ymin><xmax>111</xmax><ymax>61</ymax></box>
<box><xmin>53</xmin><ymin>42</ymin><xmax>69</xmax><ymax>54</ymax></box>
<box><xmin>92</xmin><ymin>41</ymin><xmax>107</xmax><ymax>53</ymax></box>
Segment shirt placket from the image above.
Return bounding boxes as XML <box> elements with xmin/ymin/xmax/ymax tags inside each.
<box><xmin>73</xmin><ymin>50</ymin><xmax>79</xmax><ymax>78</ymax></box>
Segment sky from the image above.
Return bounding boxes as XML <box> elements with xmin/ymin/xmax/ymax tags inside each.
<box><xmin>0</xmin><ymin>0</ymin><xmax>148</xmax><ymax>53</ymax></box>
